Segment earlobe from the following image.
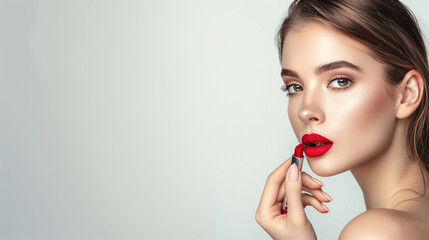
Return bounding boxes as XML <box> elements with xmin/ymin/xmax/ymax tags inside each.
<box><xmin>396</xmin><ymin>70</ymin><xmax>424</xmax><ymax>119</ymax></box>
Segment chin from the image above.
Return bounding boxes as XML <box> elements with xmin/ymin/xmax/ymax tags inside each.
<box><xmin>307</xmin><ymin>157</ymin><xmax>349</xmax><ymax>177</ymax></box>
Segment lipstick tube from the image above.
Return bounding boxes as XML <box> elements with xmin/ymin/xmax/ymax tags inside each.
<box><xmin>282</xmin><ymin>143</ymin><xmax>305</xmax><ymax>214</ymax></box>
<box><xmin>292</xmin><ymin>143</ymin><xmax>304</xmax><ymax>170</ymax></box>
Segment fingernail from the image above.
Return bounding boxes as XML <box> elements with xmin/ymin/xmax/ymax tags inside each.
<box><xmin>312</xmin><ymin>177</ymin><xmax>324</xmax><ymax>186</ymax></box>
<box><xmin>322</xmin><ymin>192</ymin><xmax>333</xmax><ymax>202</ymax></box>
<box><xmin>289</xmin><ymin>163</ymin><xmax>299</xmax><ymax>181</ymax></box>
<box><xmin>321</xmin><ymin>204</ymin><xmax>330</xmax><ymax>213</ymax></box>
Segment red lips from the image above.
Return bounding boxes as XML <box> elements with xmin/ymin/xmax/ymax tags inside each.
<box><xmin>302</xmin><ymin>134</ymin><xmax>333</xmax><ymax>158</ymax></box>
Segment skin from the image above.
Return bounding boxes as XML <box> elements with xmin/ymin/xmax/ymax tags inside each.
<box><xmin>255</xmin><ymin>21</ymin><xmax>429</xmax><ymax>239</ymax></box>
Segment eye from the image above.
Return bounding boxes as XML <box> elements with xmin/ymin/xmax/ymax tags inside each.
<box><xmin>328</xmin><ymin>76</ymin><xmax>353</xmax><ymax>89</ymax></box>
<box><xmin>281</xmin><ymin>84</ymin><xmax>303</xmax><ymax>95</ymax></box>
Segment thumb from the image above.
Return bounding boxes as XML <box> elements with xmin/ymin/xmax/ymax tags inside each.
<box><xmin>284</xmin><ymin>163</ymin><xmax>306</xmax><ymax>222</ymax></box>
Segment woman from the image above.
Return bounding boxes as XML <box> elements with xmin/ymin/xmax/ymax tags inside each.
<box><xmin>255</xmin><ymin>0</ymin><xmax>429</xmax><ymax>239</ymax></box>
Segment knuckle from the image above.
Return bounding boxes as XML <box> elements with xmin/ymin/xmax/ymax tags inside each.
<box><xmin>266</xmin><ymin>173</ymin><xmax>273</xmax><ymax>182</ymax></box>
<box><xmin>267</xmin><ymin>171</ymin><xmax>276</xmax><ymax>181</ymax></box>
<box><xmin>303</xmin><ymin>194</ymin><xmax>323</xmax><ymax>210</ymax></box>
<box><xmin>254</xmin><ymin>212</ymin><xmax>261</xmax><ymax>223</ymax></box>
<box><xmin>302</xmin><ymin>193</ymin><xmax>316</xmax><ymax>202</ymax></box>
<box><xmin>254</xmin><ymin>211</ymin><xmax>266</xmax><ymax>225</ymax></box>
<box><xmin>266</xmin><ymin>173</ymin><xmax>277</xmax><ymax>185</ymax></box>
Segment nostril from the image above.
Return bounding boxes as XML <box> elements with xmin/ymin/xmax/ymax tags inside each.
<box><xmin>298</xmin><ymin>108</ymin><xmax>324</xmax><ymax>124</ymax></box>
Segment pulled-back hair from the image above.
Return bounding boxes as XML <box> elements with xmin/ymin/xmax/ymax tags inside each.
<box><xmin>277</xmin><ymin>0</ymin><xmax>429</xmax><ymax>174</ymax></box>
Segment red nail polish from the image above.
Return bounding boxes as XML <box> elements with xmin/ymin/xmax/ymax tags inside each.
<box><xmin>281</xmin><ymin>209</ymin><xmax>287</xmax><ymax>214</ymax></box>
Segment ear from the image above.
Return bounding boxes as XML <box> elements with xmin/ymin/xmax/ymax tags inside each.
<box><xmin>396</xmin><ymin>69</ymin><xmax>424</xmax><ymax>119</ymax></box>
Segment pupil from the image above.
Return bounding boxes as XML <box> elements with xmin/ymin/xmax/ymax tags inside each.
<box><xmin>339</xmin><ymin>79</ymin><xmax>348</xmax><ymax>87</ymax></box>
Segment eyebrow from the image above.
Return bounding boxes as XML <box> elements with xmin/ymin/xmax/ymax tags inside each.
<box><xmin>281</xmin><ymin>60</ymin><xmax>363</xmax><ymax>78</ymax></box>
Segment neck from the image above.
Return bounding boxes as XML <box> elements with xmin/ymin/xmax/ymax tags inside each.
<box><xmin>350</xmin><ymin>120</ymin><xmax>426</xmax><ymax>210</ymax></box>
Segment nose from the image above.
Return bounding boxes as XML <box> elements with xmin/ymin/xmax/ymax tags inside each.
<box><xmin>298</xmin><ymin>93</ymin><xmax>325</xmax><ymax>124</ymax></box>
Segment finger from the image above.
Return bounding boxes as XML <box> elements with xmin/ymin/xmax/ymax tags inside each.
<box><xmin>302</xmin><ymin>186</ymin><xmax>332</xmax><ymax>203</ymax></box>
<box><xmin>279</xmin><ymin>184</ymin><xmax>332</xmax><ymax>208</ymax></box>
<box><xmin>301</xmin><ymin>172</ymin><xmax>324</xmax><ymax>189</ymax></box>
<box><xmin>278</xmin><ymin>174</ymin><xmax>330</xmax><ymax>203</ymax></box>
<box><xmin>258</xmin><ymin>158</ymin><xmax>292</xmax><ymax>212</ymax></box>
<box><xmin>284</xmin><ymin>163</ymin><xmax>306</xmax><ymax>222</ymax></box>
<box><xmin>302</xmin><ymin>193</ymin><xmax>330</xmax><ymax>213</ymax></box>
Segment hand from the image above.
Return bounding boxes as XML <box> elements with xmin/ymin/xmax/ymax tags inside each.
<box><xmin>255</xmin><ymin>158</ymin><xmax>332</xmax><ymax>240</ymax></box>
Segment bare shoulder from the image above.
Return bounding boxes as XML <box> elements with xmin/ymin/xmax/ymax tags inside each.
<box><xmin>339</xmin><ymin>208</ymin><xmax>429</xmax><ymax>240</ymax></box>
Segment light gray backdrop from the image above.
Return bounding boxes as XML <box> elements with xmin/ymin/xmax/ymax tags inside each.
<box><xmin>1</xmin><ymin>0</ymin><xmax>428</xmax><ymax>239</ymax></box>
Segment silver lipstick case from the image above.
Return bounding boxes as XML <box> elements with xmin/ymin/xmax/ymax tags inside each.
<box><xmin>291</xmin><ymin>155</ymin><xmax>303</xmax><ymax>171</ymax></box>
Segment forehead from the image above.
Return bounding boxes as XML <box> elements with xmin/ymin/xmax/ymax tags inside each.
<box><xmin>281</xmin><ymin>21</ymin><xmax>376</xmax><ymax>70</ymax></box>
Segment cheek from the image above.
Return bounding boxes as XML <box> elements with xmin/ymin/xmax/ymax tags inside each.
<box><xmin>326</xmin><ymin>87</ymin><xmax>397</xmax><ymax>166</ymax></box>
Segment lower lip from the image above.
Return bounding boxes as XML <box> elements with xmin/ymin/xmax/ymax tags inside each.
<box><xmin>304</xmin><ymin>143</ymin><xmax>333</xmax><ymax>158</ymax></box>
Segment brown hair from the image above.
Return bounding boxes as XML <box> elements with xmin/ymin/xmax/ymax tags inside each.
<box><xmin>277</xmin><ymin>0</ymin><xmax>429</xmax><ymax>175</ymax></box>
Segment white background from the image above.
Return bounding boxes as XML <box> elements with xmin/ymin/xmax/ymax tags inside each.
<box><xmin>1</xmin><ymin>0</ymin><xmax>428</xmax><ymax>239</ymax></box>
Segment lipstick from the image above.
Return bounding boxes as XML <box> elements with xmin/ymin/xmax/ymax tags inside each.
<box><xmin>302</xmin><ymin>134</ymin><xmax>333</xmax><ymax>158</ymax></box>
<box><xmin>282</xmin><ymin>143</ymin><xmax>305</xmax><ymax>215</ymax></box>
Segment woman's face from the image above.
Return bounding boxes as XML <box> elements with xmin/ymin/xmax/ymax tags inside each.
<box><xmin>282</xmin><ymin>21</ymin><xmax>400</xmax><ymax>176</ymax></box>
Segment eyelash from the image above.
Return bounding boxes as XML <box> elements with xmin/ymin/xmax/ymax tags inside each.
<box><xmin>280</xmin><ymin>84</ymin><xmax>299</xmax><ymax>97</ymax></box>
<box><xmin>281</xmin><ymin>74</ymin><xmax>354</xmax><ymax>97</ymax></box>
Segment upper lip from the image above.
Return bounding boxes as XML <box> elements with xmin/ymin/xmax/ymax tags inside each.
<box><xmin>302</xmin><ymin>133</ymin><xmax>333</xmax><ymax>145</ymax></box>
